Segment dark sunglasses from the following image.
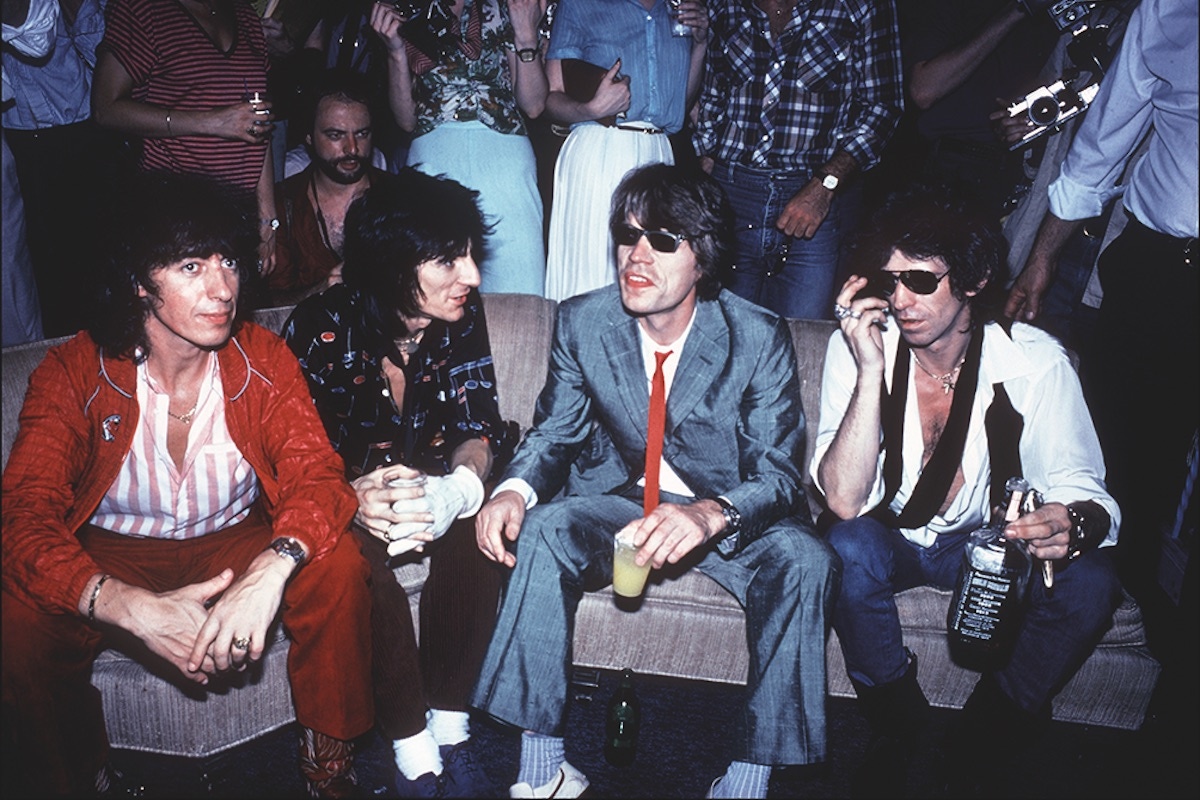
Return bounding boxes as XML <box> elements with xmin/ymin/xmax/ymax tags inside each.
<box><xmin>612</xmin><ymin>223</ymin><xmax>689</xmax><ymax>253</ymax></box>
<box><xmin>861</xmin><ymin>269</ymin><xmax>950</xmax><ymax>298</ymax></box>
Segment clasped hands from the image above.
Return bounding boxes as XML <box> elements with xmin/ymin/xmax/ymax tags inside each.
<box><xmin>353</xmin><ymin>464</ymin><xmax>485</xmax><ymax>556</ymax></box>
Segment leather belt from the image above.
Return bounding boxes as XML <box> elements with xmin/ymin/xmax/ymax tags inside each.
<box><xmin>613</xmin><ymin>121</ymin><xmax>665</xmax><ymax>135</ymax></box>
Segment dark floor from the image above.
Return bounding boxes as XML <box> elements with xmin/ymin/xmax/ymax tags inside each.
<box><xmin>109</xmin><ymin>644</ymin><xmax>1197</xmax><ymax>799</ymax></box>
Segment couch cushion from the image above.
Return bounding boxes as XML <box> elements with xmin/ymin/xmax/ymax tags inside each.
<box><xmin>93</xmin><ymin>626</ymin><xmax>295</xmax><ymax>757</ymax></box>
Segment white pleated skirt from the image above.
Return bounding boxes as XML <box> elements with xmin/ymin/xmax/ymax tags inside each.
<box><xmin>543</xmin><ymin>124</ymin><xmax>674</xmax><ymax>302</ymax></box>
<box><xmin>408</xmin><ymin>120</ymin><xmax>546</xmax><ymax>296</ymax></box>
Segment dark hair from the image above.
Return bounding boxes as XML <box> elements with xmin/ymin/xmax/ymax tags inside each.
<box><xmin>847</xmin><ymin>181</ymin><xmax>1008</xmax><ymax>320</ymax></box>
<box><xmin>340</xmin><ymin>168</ymin><xmax>489</xmax><ymax>339</ymax></box>
<box><xmin>608</xmin><ymin>163</ymin><xmax>734</xmax><ymax>301</ymax></box>
<box><xmin>302</xmin><ymin>68</ymin><xmax>374</xmax><ymax>138</ymax></box>
<box><xmin>89</xmin><ymin>171</ymin><xmax>258</xmax><ymax>360</ymax></box>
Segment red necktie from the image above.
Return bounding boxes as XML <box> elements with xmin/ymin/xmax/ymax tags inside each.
<box><xmin>643</xmin><ymin>350</ymin><xmax>672</xmax><ymax>515</ymax></box>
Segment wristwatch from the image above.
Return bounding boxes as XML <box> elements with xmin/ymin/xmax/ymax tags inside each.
<box><xmin>516</xmin><ymin>47</ymin><xmax>539</xmax><ymax>63</ymax></box>
<box><xmin>818</xmin><ymin>172</ymin><xmax>840</xmax><ymax>192</ymax></box>
<box><xmin>713</xmin><ymin>496</ymin><xmax>743</xmax><ymax>536</ymax></box>
<box><xmin>270</xmin><ymin>536</ymin><xmax>306</xmax><ymax>566</ymax></box>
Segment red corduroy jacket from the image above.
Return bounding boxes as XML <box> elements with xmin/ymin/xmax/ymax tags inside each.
<box><xmin>1</xmin><ymin>322</ymin><xmax>356</xmax><ymax>616</ymax></box>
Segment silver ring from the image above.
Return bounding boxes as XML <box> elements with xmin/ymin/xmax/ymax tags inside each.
<box><xmin>834</xmin><ymin>303</ymin><xmax>860</xmax><ymax>321</ymax></box>
<box><xmin>232</xmin><ymin>636</ymin><xmax>250</xmax><ymax>650</ymax></box>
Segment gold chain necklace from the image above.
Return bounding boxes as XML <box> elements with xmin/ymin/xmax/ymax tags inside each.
<box><xmin>911</xmin><ymin>353</ymin><xmax>967</xmax><ymax>395</ymax></box>
<box><xmin>167</xmin><ymin>403</ymin><xmax>199</xmax><ymax>425</ymax></box>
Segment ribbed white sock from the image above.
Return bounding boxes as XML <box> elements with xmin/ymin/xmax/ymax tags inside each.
<box><xmin>426</xmin><ymin>708</ymin><xmax>470</xmax><ymax>747</ymax></box>
<box><xmin>517</xmin><ymin>731</ymin><xmax>564</xmax><ymax>788</ymax></box>
<box><xmin>392</xmin><ymin>727</ymin><xmax>442</xmax><ymax>779</ymax></box>
<box><xmin>714</xmin><ymin>761</ymin><xmax>770</xmax><ymax>799</ymax></box>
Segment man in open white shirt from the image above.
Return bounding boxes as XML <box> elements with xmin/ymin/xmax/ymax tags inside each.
<box><xmin>812</xmin><ymin>182</ymin><xmax>1121</xmax><ymax>796</ymax></box>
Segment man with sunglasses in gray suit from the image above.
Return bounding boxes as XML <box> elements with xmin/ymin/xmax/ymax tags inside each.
<box><xmin>471</xmin><ymin>163</ymin><xmax>837</xmax><ymax>799</ymax></box>
<box><xmin>812</xmin><ymin>182</ymin><xmax>1121</xmax><ymax>797</ymax></box>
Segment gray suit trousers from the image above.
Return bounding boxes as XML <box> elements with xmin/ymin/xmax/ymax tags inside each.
<box><xmin>470</xmin><ymin>493</ymin><xmax>840</xmax><ymax>766</ymax></box>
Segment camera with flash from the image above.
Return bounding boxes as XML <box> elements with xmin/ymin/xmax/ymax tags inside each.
<box><xmin>1004</xmin><ymin>2</ymin><xmax>1125</xmax><ymax>151</ymax></box>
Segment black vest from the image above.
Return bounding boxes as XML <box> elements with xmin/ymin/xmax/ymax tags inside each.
<box><xmin>869</xmin><ymin>320</ymin><xmax>1023</xmax><ymax>530</ymax></box>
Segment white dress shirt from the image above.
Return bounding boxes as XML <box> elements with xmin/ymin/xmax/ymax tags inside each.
<box><xmin>495</xmin><ymin>309</ymin><xmax>698</xmax><ymax>509</ymax></box>
<box><xmin>810</xmin><ymin>321</ymin><xmax>1120</xmax><ymax>549</ymax></box>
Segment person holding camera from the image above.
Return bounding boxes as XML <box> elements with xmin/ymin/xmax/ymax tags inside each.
<box><xmin>1005</xmin><ymin>0</ymin><xmax>1197</xmax><ymax>606</ymax></box>
<box><xmin>898</xmin><ymin>0</ymin><xmax>1059</xmax><ymax>218</ymax></box>
<box><xmin>369</xmin><ymin>0</ymin><xmax>548</xmax><ymax>296</ymax></box>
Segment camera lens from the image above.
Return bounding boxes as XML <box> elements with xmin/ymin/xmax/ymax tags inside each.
<box><xmin>1028</xmin><ymin>96</ymin><xmax>1061</xmax><ymax>127</ymax></box>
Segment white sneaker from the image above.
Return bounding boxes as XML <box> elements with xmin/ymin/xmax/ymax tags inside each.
<box><xmin>509</xmin><ymin>760</ymin><xmax>589</xmax><ymax>798</ymax></box>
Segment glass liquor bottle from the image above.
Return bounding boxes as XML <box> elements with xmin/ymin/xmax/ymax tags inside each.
<box><xmin>947</xmin><ymin>477</ymin><xmax>1036</xmax><ymax>668</ymax></box>
<box><xmin>604</xmin><ymin>668</ymin><xmax>641</xmax><ymax>767</ymax></box>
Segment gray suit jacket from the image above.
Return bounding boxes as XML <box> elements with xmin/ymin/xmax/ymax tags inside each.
<box><xmin>503</xmin><ymin>285</ymin><xmax>809</xmax><ymax>552</ymax></box>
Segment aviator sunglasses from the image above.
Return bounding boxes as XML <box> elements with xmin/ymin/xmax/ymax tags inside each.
<box><xmin>860</xmin><ymin>269</ymin><xmax>950</xmax><ymax>298</ymax></box>
<box><xmin>612</xmin><ymin>223</ymin><xmax>689</xmax><ymax>253</ymax></box>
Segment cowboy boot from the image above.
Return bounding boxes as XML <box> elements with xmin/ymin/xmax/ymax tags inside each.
<box><xmin>299</xmin><ymin>726</ymin><xmax>358</xmax><ymax>799</ymax></box>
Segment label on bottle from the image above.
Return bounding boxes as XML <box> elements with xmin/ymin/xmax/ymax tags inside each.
<box><xmin>950</xmin><ymin>565</ymin><xmax>1014</xmax><ymax>642</ymax></box>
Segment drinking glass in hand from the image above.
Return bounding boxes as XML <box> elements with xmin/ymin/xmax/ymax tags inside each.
<box><xmin>667</xmin><ymin>0</ymin><xmax>691</xmax><ymax>37</ymax></box>
<box><xmin>612</xmin><ymin>530</ymin><xmax>652</xmax><ymax>598</ymax></box>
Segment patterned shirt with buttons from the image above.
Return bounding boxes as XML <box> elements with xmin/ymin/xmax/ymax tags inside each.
<box><xmin>282</xmin><ymin>283</ymin><xmax>517</xmax><ymax>479</ymax></box>
<box><xmin>407</xmin><ymin>0</ymin><xmax>527</xmax><ymax>138</ymax></box>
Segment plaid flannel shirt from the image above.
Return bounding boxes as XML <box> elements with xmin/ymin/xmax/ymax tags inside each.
<box><xmin>693</xmin><ymin>0</ymin><xmax>904</xmax><ymax>174</ymax></box>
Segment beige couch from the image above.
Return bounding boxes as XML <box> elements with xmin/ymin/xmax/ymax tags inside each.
<box><xmin>0</xmin><ymin>293</ymin><xmax>1160</xmax><ymax>757</ymax></box>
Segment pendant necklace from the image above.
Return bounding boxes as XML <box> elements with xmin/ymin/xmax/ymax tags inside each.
<box><xmin>912</xmin><ymin>353</ymin><xmax>967</xmax><ymax>395</ymax></box>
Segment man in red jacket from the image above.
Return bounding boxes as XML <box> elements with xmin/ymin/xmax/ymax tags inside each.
<box><xmin>0</xmin><ymin>172</ymin><xmax>372</xmax><ymax>798</ymax></box>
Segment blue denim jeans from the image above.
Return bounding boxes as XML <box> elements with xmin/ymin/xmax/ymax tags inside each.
<box><xmin>826</xmin><ymin>515</ymin><xmax>1122</xmax><ymax>714</ymax></box>
<box><xmin>470</xmin><ymin>492</ymin><xmax>840</xmax><ymax>766</ymax></box>
<box><xmin>711</xmin><ymin>160</ymin><xmax>851</xmax><ymax>320</ymax></box>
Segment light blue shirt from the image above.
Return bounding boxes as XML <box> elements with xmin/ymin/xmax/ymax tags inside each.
<box><xmin>1</xmin><ymin>0</ymin><xmax>105</xmax><ymax>130</ymax></box>
<box><xmin>1048</xmin><ymin>0</ymin><xmax>1198</xmax><ymax>238</ymax></box>
<box><xmin>546</xmin><ymin>0</ymin><xmax>693</xmax><ymax>133</ymax></box>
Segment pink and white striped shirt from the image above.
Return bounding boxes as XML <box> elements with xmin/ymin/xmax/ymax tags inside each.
<box><xmin>88</xmin><ymin>353</ymin><xmax>259</xmax><ymax>539</ymax></box>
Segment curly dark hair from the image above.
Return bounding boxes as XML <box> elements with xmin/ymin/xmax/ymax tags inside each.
<box><xmin>847</xmin><ymin>180</ymin><xmax>1009</xmax><ymax>321</ymax></box>
<box><xmin>608</xmin><ymin>163</ymin><xmax>735</xmax><ymax>301</ymax></box>
<box><xmin>340</xmin><ymin>168</ymin><xmax>490</xmax><ymax>341</ymax></box>
<box><xmin>88</xmin><ymin>171</ymin><xmax>258</xmax><ymax>361</ymax></box>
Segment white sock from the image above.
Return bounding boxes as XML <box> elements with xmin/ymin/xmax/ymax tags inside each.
<box><xmin>715</xmin><ymin>761</ymin><xmax>770</xmax><ymax>799</ymax></box>
<box><xmin>426</xmin><ymin>708</ymin><xmax>470</xmax><ymax>747</ymax></box>
<box><xmin>517</xmin><ymin>731</ymin><xmax>565</xmax><ymax>788</ymax></box>
<box><xmin>392</xmin><ymin>727</ymin><xmax>443</xmax><ymax>779</ymax></box>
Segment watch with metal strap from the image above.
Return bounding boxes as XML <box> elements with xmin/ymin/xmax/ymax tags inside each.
<box><xmin>713</xmin><ymin>495</ymin><xmax>742</xmax><ymax>536</ymax></box>
<box><xmin>1065</xmin><ymin>504</ymin><xmax>1088</xmax><ymax>560</ymax></box>
<box><xmin>516</xmin><ymin>47</ymin><xmax>539</xmax><ymax>63</ymax></box>
<box><xmin>270</xmin><ymin>536</ymin><xmax>306</xmax><ymax>566</ymax></box>
<box><xmin>819</xmin><ymin>172</ymin><xmax>840</xmax><ymax>192</ymax></box>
